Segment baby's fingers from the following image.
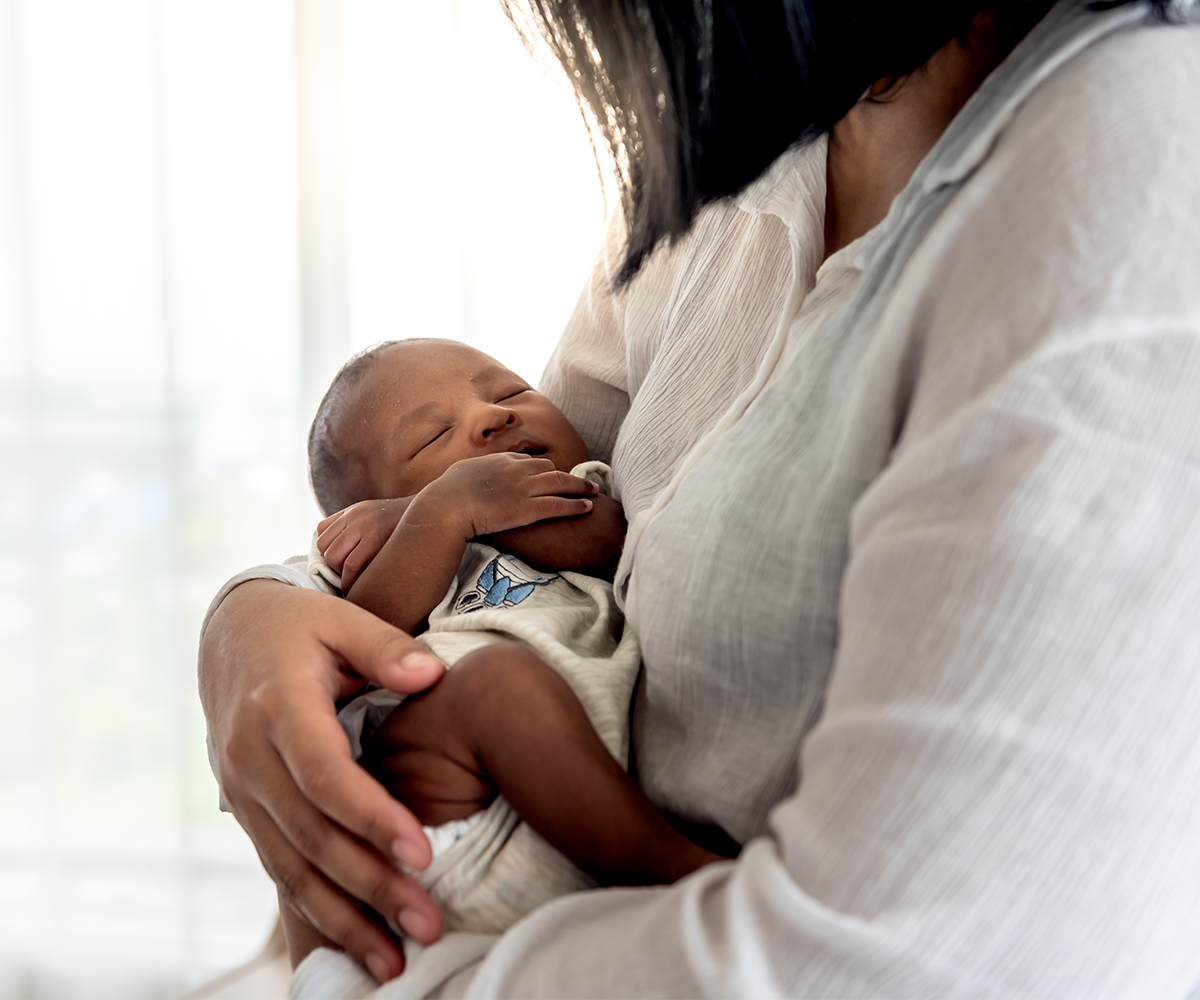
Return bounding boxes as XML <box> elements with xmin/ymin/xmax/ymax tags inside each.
<box><xmin>339</xmin><ymin>540</ymin><xmax>377</xmax><ymax>593</ymax></box>
<box><xmin>317</xmin><ymin>507</ymin><xmax>352</xmax><ymax>535</ymax></box>
<box><xmin>527</xmin><ymin>496</ymin><xmax>595</xmax><ymax>520</ymax></box>
<box><xmin>527</xmin><ymin>470</ymin><xmax>601</xmax><ymax>497</ymax></box>
<box><xmin>320</xmin><ymin>527</ymin><xmax>364</xmax><ymax>575</ymax></box>
<box><xmin>316</xmin><ymin>515</ymin><xmax>350</xmax><ymax>560</ymax></box>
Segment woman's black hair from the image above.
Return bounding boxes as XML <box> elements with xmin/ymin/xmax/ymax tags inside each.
<box><xmin>504</xmin><ymin>0</ymin><xmax>1170</xmax><ymax>286</ymax></box>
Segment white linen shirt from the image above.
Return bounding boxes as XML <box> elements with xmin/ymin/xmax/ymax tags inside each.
<box><xmin>278</xmin><ymin>1</ymin><xmax>1200</xmax><ymax>995</ymax></box>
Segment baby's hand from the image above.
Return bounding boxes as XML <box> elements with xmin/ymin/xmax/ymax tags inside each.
<box><xmin>417</xmin><ymin>454</ymin><xmax>598</xmax><ymax>539</ymax></box>
<box><xmin>317</xmin><ymin>497</ymin><xmax>410</xmax><ymax>592</ymax></box>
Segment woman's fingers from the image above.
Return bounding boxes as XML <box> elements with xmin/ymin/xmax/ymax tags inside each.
<box><xmin>242</xmin><ymin>747</ymin><xmax>441</xmax><ymax>940</ymax></box>
<box><xmin>237</xmin><ymin>791</ymin><xmax>429</xmax><ymax>983</ymax></box>
<box><xmin>268</xmin><ymin>686</ymin><xmax>434</xmax><ymax>871</ymax></box>
<box><xmin>223</xmin><ymin>703</ymin><xmax>442</xmax><ymax>974</ymax></box>
<box><xmin>218</xmin><ymin>670</ymin><xmax>439</xmax><ymax>895</ymax></box>
<box><xmin>277</xmin><ymin>889</ymin><xmax>338</xmax><ymax>971</ymax></box>
<box><xmin>228</xmin><ymin>588</ymin><xmax>444</xmax><ymax>863</ymax></box>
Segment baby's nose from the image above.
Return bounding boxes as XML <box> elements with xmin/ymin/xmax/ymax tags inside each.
<box><xmin>475</xmin><ymin>404</ymin><xmax>517</xmax><ymax>441</ymax></box>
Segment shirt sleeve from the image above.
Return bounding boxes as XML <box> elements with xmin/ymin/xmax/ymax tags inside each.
<box><xmin>538</xmin><ymin>211</ymin><xmax>631</xmax><ymax>465</ymax></box>
<box><xmin>422</xmin><ymin>22</ymin><xmax>1200</xmax><ymax>999</ymax></box>
<box><xmin>199</xmin><ymin>556</ymin><xmax>319</xmax><ymax>810</ymax></box>
<box><xmin>198</xmin><ymin>555</ymin><xmax>318</xmax><ymax>638</ymax></box>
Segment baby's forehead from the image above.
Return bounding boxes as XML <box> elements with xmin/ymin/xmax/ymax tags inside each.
<box><xmin>369</xmin><ymin>339</ymin><xmax>504</xmax><ymax>387</ymax></box>
<box><xmin>347</xmin><ymin>339</ymin><xmax>516</xmax><ymax>434</ymax></box>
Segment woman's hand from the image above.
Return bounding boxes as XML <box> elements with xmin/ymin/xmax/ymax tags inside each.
<box><xmin>317</xmin><ymin>497</ymin><xmax>412</xmax><ymax>592</ymax></box>
<box><xmin>198</xmin><ymin>579</ymin><xmax>447</xmax><ymax>982</ymax></box>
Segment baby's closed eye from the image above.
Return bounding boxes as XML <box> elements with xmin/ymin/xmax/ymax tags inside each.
<box><xmin>417</xmin><ymin>426</ymin><xmax>451</xmax><ymax>453</ymax></box>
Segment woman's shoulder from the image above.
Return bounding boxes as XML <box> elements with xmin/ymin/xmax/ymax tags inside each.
<box><xmin>1013</xmin><ymin>13</ymin><xmax>1200</xmax><ymax>172</ymax></box>
<box><xmin>864</xmin><ymin>12</ymin><xmax>1200</xmax><ymax>477</ymax></box>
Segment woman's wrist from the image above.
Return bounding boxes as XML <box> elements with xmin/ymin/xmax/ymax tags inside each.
<box><xmin>199</xmin><ymin>578</ymin><xmax>286</xmax><ymax>722</ymax></box>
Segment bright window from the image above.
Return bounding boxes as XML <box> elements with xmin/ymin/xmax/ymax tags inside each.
<box><xmin>0</xmin><ymin>1</ymin><xmax>604</xmax><ymax>994</ymax></box>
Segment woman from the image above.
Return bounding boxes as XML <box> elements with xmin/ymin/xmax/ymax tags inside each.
<box><xmin>200</xmin><ymin>0</ymin><xmax>1200</xmax><ymax>994</ymax></box>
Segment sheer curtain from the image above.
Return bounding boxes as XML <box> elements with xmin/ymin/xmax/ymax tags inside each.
<box><xmin>0</xmin><ymin>1</ymin><xmax>604</xmax><ymax>996</ymax></box>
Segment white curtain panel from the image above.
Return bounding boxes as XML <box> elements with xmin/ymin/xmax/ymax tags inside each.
<box><xmin>0</xmin><ymin>1</ymin><xmax>604</xmax><ymax>996</ymax></box>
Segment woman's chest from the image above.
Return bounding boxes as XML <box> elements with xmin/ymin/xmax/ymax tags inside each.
<box><xmin>628</xmin><ymin>295</ymin><xmax>912</xmax><ymax>839</ymax></box>
<box><xmin>611</xmin><ymin>206</ymin><xmax>794</xmax><ymax>519</ymax></box>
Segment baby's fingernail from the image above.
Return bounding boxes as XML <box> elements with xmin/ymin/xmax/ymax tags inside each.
<box><xmin>583</xmin><ymin>499</ymin><xmax>593</xmax><ymax>510</ymax></box>
<box><xmin>392</xmin><ymin>837</ymin><xmax>426</xmax><ymax>870</ymax></box>
<box><xmin>398</xmin><ymin>908</ymin><xmax>433</xmax><ymax>942</ymax></box>
<box><xmin>364</xmin><ymin>952</ymin><xmax>393</xmax><ymax>982</ymax></box>
<box><xmin>398</xmin><ymin>651</ymin><xmax>443</xmax><ymax>674</ymax></box>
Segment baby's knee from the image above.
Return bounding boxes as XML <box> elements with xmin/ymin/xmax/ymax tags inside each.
<box><xmin>449</xmin><ymin>642</ymin><xmax>563</xmax><ymax>711</ymax></box>
<box><xmin>453</xmin><ymin>640</ymin><xmax>546</xmax><ymax>685</ymax></box>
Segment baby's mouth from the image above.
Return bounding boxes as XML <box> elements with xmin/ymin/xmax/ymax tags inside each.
<box><xmin>507</xmin><ymin>441</ymin><xmax>546</xmax><ymax>456</ymax></box>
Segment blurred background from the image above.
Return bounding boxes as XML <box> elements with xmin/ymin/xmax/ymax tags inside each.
<box><xmin>0</xmin><ymin>0</ymin><xmax>607</xmax><ymax>995</ymax></box>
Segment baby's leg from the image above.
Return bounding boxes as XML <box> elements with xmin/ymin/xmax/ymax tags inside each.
<box><xmin>362</xmin><ymin>641</ymin><xmax>722</xmax><ymax>886</ymax></box>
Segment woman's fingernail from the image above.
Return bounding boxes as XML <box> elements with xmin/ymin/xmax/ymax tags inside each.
<box><xmin>398</xmin><ymin>908</ymin><xmax>433</xmax><ymax>942</ymax></box>
<box><xmin>398</xmin><ymin>651</ymin><xmax>442</xmax><ymax>674</ymax></box>
<box><xmin>364</xmin><ymin>952</ymin><xmax>392</xmax><ymax>982</ymax></box>
<box><xmin>392</xmin><ymin>837</ymin><xmax>426</xmax><ymax>870</ymax></box>
<box><xmin>583</xmin><ymin>499</ymin><xmax>593</xmax><ymax>510</ymax></box>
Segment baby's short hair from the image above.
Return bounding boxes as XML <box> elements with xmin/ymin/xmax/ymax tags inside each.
<box><xmin>307</xmin><ymin>338</ymin><xmax>429</xmax><ymax>515</ymax></box>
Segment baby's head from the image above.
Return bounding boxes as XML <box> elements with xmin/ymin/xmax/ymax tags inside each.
<box><xmin>308</xmin><ymin>338</ymin><xmax>589</xmax><ymax>515</ymax></box>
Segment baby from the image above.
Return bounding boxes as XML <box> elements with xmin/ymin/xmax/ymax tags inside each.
<box><xmin>302</xmin><ymin>337</ymin><xmax>722</xmax><ymax>938</ymax></box>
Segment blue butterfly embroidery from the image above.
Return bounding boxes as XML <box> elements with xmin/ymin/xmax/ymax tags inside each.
<box><xmin>455</xmin><ymin>556</ymin><xmax>556</xmax><ymax>614</ymax></box>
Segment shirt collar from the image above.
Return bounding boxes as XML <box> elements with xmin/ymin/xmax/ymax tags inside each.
<box><xmin>734</xmin><ymin>133</ymin><xmax>827</xmax><ymax>235</ymax></box>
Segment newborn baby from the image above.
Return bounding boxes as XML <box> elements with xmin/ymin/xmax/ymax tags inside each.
<box><xmin>303</xmin><ymin>338</ymin><xmax>721</xmax><ymax>938</ymax></box>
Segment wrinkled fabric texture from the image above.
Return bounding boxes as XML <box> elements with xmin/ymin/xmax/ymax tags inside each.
<box><xmin>232</xmin><ymin>0</ymin><xmax>1200</xmax><ymax>995</ymax></box>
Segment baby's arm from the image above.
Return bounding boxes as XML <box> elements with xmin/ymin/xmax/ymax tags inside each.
<box><xmin>324</xmin><ymin>454</ymin><xmax>598</xmax><ymax>633</ymax></box>
<box><xmin>485</xmin><ymin>492</ymin><xmax>626</xmax><ymax>580</ymax></box>
<box><xmin>316</xmin><ymin>495</ymin><xmax>414</xmax><ymax>596</ymax></box>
